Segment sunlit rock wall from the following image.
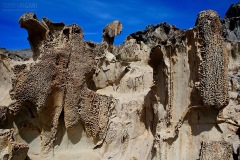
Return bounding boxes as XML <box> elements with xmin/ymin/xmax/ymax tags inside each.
<box><xmin>0</xmin><ymin>3</ymin><xmax>240</xmax><ymax>160</ymax></box>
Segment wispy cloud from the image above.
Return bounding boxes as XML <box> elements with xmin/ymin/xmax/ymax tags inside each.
<box><xmin>96</xmin><ymin>13</ymin><xmax>114</xmax><ymax>20</ymax></box>
<box><xmin>84</xmin><ymin>32</ymin><xmax>99</xmax><ymax>35</ymax></box>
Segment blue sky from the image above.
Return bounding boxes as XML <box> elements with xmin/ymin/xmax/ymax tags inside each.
<box><xmin>0</xmin><ymin>0</ymin><xmax>239</xmax><ymax>50</ymax></box>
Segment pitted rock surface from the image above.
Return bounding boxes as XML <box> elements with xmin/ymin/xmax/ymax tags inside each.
<box><xmin>0</xmin><ymin>3</ymin><xmax>240</xmax><ymax>160</ymax></box>
<box><xmin>196</xmin><ymin>10</ymin><xmax>229</xmax><ymax>109</ymax></box>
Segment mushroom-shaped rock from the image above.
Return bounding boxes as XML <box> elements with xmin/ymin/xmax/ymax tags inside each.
<box><xmin>19</xmin><ymin>12</ymin><xmax>48</xmax><ymax>59</ymax></box>
<box><xmin>102</xmin><ymin>20</ymin><xmax>122</xmax><ymax>52</ymax></box>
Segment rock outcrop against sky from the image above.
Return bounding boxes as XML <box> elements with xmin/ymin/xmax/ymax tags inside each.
<box><xmin>0</xmin><ymin>3</ymin><xmax>240</xmax><ymax>160</ymax></box>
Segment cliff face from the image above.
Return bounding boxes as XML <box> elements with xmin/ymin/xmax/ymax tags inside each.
<box><xmin>0</xmin><ymin>3</ymin><xmax>240</xmax><ymax>160</ymax></box>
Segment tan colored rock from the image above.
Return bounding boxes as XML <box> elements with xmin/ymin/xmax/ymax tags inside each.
<box><xmin>0</xmin><ymin>129</ymin><xmax>29</xmax><ymax>160</ymax></box>
<box><xmin>0</xmin><ymin>51</ymin><xmax>14</xmax><ymax>107</ymax></box>
<box><xmin>11</xmin><ymin>12</ymin><xmax>117</xmax><ymax>158</ymax></box>
<box><xmin>199</xmin><ymin>141</ymin><xmax>233</xmax><ymax>160</ymax></box>
<box><xmin>0</xmin><ymin>3</ymin><xmax>240</xmax><ymax>160</ymax></box>
<box><xmin>102</xmin><ymin>20</ymin><xmax>122</xmax><ymax>52</ymax></box>
<box><xmin>19</xmin><ymin>12</ymin><xmax>48</xmax><ymax>60</ymax></box>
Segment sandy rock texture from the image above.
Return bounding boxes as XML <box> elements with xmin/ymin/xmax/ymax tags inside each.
<box><xmin>0</xmin><ymin>3</ymin><xmax>240</xmax><ymax>160</ymax></box>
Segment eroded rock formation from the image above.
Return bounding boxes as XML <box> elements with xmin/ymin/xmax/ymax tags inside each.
<box><xmin>0</xmin><ymin>3</ymin><xmax>240</xmax><ymax>160</ymax></box>
<box><xmin>222</xmin><ymin>2</ymin><xmax>240</xmax><ymax>42</ymax></box>
<box><xmin>197</xmin><ymin>10</ymin><xmax>229</xmax><ymax>108</ymax></box>
<box><xmin>102</xmin><ymin>20</ymin><xmax>122</xmax><ymax>52</ymax></box>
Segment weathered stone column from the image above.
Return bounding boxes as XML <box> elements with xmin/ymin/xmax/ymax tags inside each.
<box><xmin>196</xmin><ymin>10</ymin><xmax>229</xmax><ymax>109</ymax></box>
